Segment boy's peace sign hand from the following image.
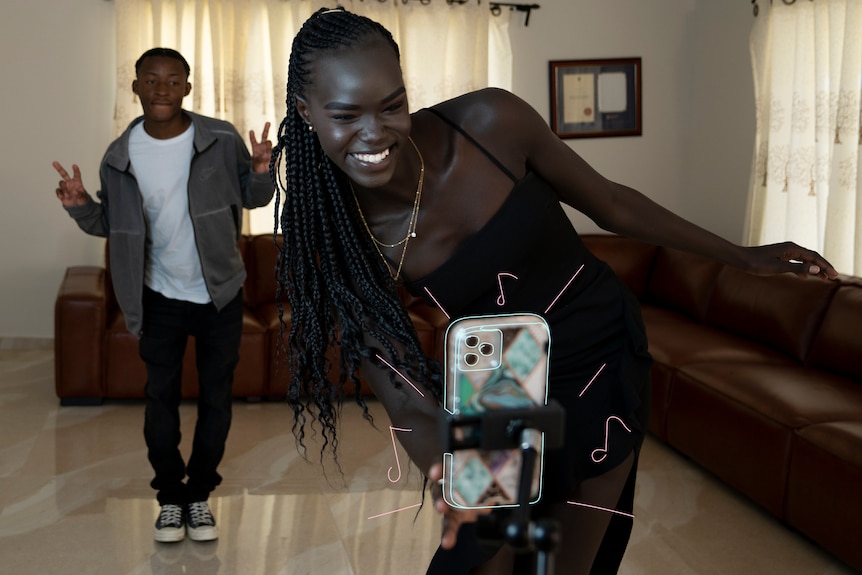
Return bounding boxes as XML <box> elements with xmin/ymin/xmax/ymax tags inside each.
<box><xmin>250</xmin><ymin>122</ymin><xmax>272</xmax><ymax>173</ymax></box>
<box><xmin>52</xmin><ymin>162</ymin><xmax>88</xmax><ymax>207</ymax></box>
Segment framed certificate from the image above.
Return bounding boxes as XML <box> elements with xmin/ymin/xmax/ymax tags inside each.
<box><xmin>549</xmin><ymin>58</ymin><xmax>642</xmax><ymax>139</ymax></box>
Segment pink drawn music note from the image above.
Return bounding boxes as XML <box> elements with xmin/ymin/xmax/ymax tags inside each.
<box><xmin>496</xmin><ymin>272</ymin><xmax>519</xmax><ymax>306</ymax></box>
<box><xmin>387</xmin><ymin>426</ymin><xmax>413</xmax><ymax>483</ymax></box>
<box><xmin>591</xmin><ymin>416</ymin><xmax>633</xmax><ymax>463</ymax></box>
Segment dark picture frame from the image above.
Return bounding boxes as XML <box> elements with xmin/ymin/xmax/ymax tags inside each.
<box><xmin>549</xmin><ymin>57</ymin><xmax>642</xmax><ymax>139</ymax></box>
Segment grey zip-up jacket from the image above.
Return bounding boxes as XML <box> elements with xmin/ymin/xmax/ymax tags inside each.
<box><xmin>65</xmin><ymin>112</ymin><xmax>274</xmax><ymax>335</ymax></box>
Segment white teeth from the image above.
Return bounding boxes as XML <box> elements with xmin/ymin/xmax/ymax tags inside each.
<box><xmin>352</xmin><ymin>147</ymin><xmax>390</xmax><ymax>164</ymax></box>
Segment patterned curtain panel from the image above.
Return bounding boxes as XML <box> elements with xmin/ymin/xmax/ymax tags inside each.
<box><xmin>748</xmin><ymin>0</ymin><xmax>862</xmax><ymax>274</ymax></box>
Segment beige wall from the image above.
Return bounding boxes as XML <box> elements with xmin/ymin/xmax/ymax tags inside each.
<box><xmin>510</xmin><ymin>0</ymin><xmax>755</xmax><ymax>239</ymax></box>
<box><xmin>1</xmin><ymin>0</ymin><xmax>115</xmax><ymax>338</ymax></box>
<box><xmin>0</xmin><ymin>0</ymin><xmax>755</xmax><ymax>337</ymax></box>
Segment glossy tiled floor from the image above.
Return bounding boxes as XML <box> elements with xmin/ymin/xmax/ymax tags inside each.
<box><xmin>0</xmin><ymin>340</ymin><xmax>856</xmax><ymax>574</ymax></box>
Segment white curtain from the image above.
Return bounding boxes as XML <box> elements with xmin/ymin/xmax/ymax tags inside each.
<box><xmin>114</xmin><ymin>0</ymin><xmax>512</xmax><ymax>234</ymax></box>
<box><xmin>747</xmin><ymin>0</ymin><xmax>862</xmax><ymax>274</ymax></box>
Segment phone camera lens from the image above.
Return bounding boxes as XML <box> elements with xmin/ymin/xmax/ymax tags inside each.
<box><xmin>464</xmin><ymin>353</ymin><xmax>479</xmax><ymax>366</ymax></box>
<box><xmin>465</xmin><ymin>335</ymin><xmax>480</xmax><ymax>348</ymax></box>
<box><xmin>478</xmin><ymin>343</ymin><xmax>494</xmax><ymax>356</ymax></box>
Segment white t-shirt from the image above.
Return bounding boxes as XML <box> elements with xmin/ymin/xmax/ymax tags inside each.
<box><xmin>129</xmin><ymin>122</ymin><xmax>211</xmax><ymax>304</ymax></box>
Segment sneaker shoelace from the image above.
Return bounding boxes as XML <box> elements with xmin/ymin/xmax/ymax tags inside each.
<box><xmin>187</xmin><ymin>502</ymin><xmax>214</xmax><ymax>526</ymax></box>
<box><xmin>158</xmin><ymin>504</ymin><xmax>183</xmax><ymax>526</ymax></box>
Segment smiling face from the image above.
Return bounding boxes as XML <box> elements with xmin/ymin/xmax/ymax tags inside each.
<box><xmin>132</xmin><ymin>55</ymin><xmax>192</xmax><ymax>137</ymax></box>
<box><xmin>295</xmin><ymin>39</ymin><xmax>411</xmax><ymax>190</ymax></box>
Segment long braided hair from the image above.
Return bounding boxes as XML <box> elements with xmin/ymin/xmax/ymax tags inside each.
<box><xmin>270</xmin><ymin>7</ymin><xmax>443</xmax><ymax>461</ymax></box>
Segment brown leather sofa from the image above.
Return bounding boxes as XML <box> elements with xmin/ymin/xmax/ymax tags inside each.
<box><xmin>55</xmin><ymin>233</ymin><xmax>862</xmax><ymax>572</ymax></box>
<box><xmin>54</xmin><ymin>235</ymin><xmax>439</xmax><ymax>403</ymax></box>
<box><xmin>584</xmin><ymin>234</ymin><xmax>862</xmax><ymax>574</ymax></box>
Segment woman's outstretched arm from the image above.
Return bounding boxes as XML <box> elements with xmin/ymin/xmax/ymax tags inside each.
<box><xmin>460</xmin><ymin>89</ymin><xmax>838</xmax><ymax>280</ymax></box>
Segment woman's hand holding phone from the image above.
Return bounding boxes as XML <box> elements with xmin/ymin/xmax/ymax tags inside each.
<box><xmin>429</xmin><ymin>462</ymin><xmax>490</xmax><ymax>549</ymax></box>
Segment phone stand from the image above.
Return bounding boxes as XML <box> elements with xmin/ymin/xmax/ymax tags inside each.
<box><xmin>439</xmin><ymin>401</ymin><xmax>566</xmax><ymax>575</ymax></box>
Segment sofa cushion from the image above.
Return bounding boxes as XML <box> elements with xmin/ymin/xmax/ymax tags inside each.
<box><xmin>665</xmin><ymin>363</ymin><xmax>793</xmax><ymax>517</ymax></box>
<box><xmin>644</xmin><ymin>247</ymin><xmax>723</xmax><ymax>321</ymax></box>
<box><xmin>805</xmin><ymin>281</ymin><xmax>862</xmax><ymax>380</ymax></box>
<box><xmin>671</xmin><ymin>362</ymin><xmax>862</xmax><ymax>430</ymax></box>
<box><xmin>705</xmin><ymin>268</ymin><xmax>838</xmax><ymax>361</ymax></box>
<box><xmin>640</xmin><ymin>305</ymin><xmax>794</xmax><ymax>441</ymax></box>
<box><xmin>641</xmin><ymin>306</ymin><xmax>794</xmax><ymax>368</ymax></box>
<box><xmin>665</xmin><ymin>362</ymin><xmax>862</xmax><ymax>517</ymax></box>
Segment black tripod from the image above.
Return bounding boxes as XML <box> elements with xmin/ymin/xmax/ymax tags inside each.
<box><xmin>439</xmin><ymin>401</ymin><xmax>566</xmax><ymax>575</ymax></box>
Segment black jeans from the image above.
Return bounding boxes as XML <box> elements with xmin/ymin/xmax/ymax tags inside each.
<box><xmin>140</xmin><ymin>287</ymin><xmax>243</xmax><ymax>506</ymax></box>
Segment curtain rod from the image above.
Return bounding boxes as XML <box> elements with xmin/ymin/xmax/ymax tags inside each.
<box><xmin>751</xmin><ymin>0</ymin><xmax>813</xmax><ymax>17</ymax></box>
<box><xmin>442</xmin><ymin>1</ymin><xmax>540</xmax><ymax>26</ymax></box>
<box><xmin>354</xmin><ymin>1</ymin><xmax>541</xmax><ymax>26</ymax></box>
<box><xmin>101</xmin><ymin>0</ymin><xmax>541</xmax><ymax>26</ymax></box>
<box><xmin>491</xmin><ymin>2</ymin><xmax>540</xmax><ymax>26</ymax></box>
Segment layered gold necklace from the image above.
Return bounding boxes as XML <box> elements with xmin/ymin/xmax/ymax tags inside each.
<box><xmin>350</xmin><ymin>136</ymin><xmax>425</xmax><ymax>281</ymax></box>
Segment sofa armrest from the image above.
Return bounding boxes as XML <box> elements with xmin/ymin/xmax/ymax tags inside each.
<box><xmin>54</xmin><ymin>266</ymin><xmax>107</xmax><ymax>404</ymax></box>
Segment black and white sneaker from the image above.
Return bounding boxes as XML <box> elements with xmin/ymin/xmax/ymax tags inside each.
<box><xmin>154</xmin><ymin>503</ymin><xmax>185</xmax><ymax>543</ymax></box>
<box><xmin>185</xmin><ymin>501</ymin><xmax>219</xmax><ymax>541</ymax></box>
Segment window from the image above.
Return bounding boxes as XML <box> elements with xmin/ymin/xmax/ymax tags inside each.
<box><xmin>114</xmin><ymin>0</ymin><xmax>513</xmax><ymax>234</ymax></box>
<box><xmin>748</xmin><ymin>0</ymin><xmax>862</xmax><ymax>274</ymax></box>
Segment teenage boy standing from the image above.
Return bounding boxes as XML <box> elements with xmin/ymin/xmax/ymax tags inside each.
<box><xmin>52</xmin><ymin>47</ymin><xmax>274</xmax><ymax>543</ymax></box>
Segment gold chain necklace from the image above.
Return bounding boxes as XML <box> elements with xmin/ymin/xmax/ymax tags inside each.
<box><xmin>350</xmin><ymin>136</ymin><xmax>424</xmax><ymax>281</ymax></box>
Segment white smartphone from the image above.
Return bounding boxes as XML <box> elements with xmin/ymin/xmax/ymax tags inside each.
<box><xmin>441</xmin><ymin>313</ymin><xmax>551</xmax><ymax>509</ymax></box>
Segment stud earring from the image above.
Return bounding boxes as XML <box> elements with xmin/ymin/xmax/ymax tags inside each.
<box><xmin>307</xmin><ymin>124</ymin><xmax>314</xmax><ymax>132</ymax></box>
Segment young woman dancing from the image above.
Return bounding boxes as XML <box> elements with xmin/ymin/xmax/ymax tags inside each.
<box><xmin>270</xmin><ymin>8</ymin><xmax>836</xmax><ymax>574</ymax></box>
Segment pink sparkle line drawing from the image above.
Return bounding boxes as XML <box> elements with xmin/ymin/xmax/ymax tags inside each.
<box><xmin>566</xmin><ymin>500</ymin><xmax>635</xmax><ymax>519</ymax></box>
<box><xmin>423</xmin><ymin>286</ymin><xmax>450</xmax><ymax>320</ymax></box>
<box><xmin>579</xmin><ymin>363</ymin><xmax>607</xmax><ymax>397</ymax></box>
<box><xmin>496</xmin><ymin>272</ymin><xmax>519</xmax><ymax>306</ymax></box>
<box><xmin>367</xmin><ymin>502</ymin><xmax>422</xmax><ymax>520</ymax></box>
<box><xmin>375</xmin><ymin>354</ymin><xmax>425</xmax><ymax>397</ymax></box>
<box><xmin>544</xmin><ymin>263</ymin><xmax>585</xmax><ymax>314</ymax></box>
<box><xmin>388</xmin><ymin>426</ymin><xmax>413</xmax><ymax>483</ymax></box>
<box><xmin>591</xmin><ymin>415</ymin><xmax>633</xmax><ymax>463</ymax></box>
